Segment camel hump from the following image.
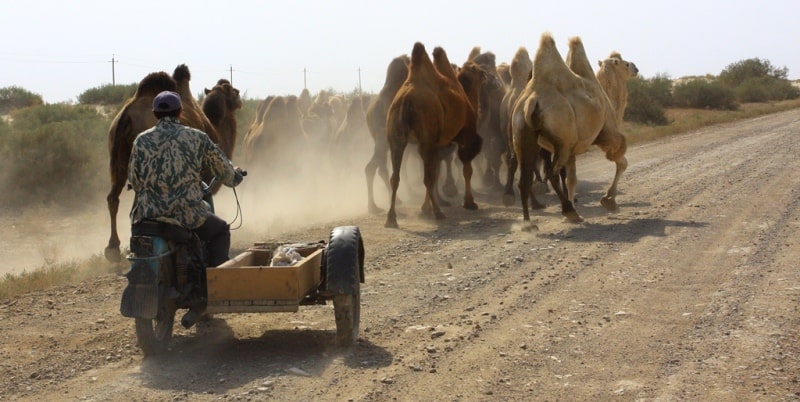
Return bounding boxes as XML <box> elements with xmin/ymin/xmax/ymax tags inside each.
<box><xmin>533</xmin><ymin>32</ymin><xmax>569</xmax><ymax>80</ymax></box>
<box><xmin>135</xmin><ymin>71</ymin><xmax>177</xmax><ymax>97</ymax></box>
<box><xmin>467</xmin><ymin>46</ymin><xmax>481</xmax><ymax>61</ymax></box>
<box><xmin>566</xmin><ymin>36</ymin><xmax>595</xmax><ymax>80</ymax></box>
<box><xmin>173</xmin><ymin>64</ymin><xmax>191</xmax><ymax>83</ymax></box>
<box><xmin>411</xmin><ymin>42</ymin><xmax>429</xmax><ymax>66</ymax></box>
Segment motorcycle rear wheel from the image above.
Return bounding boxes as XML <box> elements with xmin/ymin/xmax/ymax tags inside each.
<box><xmin>135</xmin><ymin>303</ymin><xmax>176</xmax><ymax>356</ymax></box>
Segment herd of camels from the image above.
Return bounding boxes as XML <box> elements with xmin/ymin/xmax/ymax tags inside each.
<box><xmin>103</xmin><ymin>32</ymin><xmax>639</xmax><ymax>262</ymax></box>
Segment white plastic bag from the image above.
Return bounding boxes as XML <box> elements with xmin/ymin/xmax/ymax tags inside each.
<box><xmin>271</xmin><ymin>246</ymin><xmax>303</xmax><ymax>266</ymax></box>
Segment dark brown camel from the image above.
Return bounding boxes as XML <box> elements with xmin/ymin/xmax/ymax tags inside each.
<box><xmin>384</xmin><ymin>42</ymin><xmax>484</xmax><ymax>228</ymax></box>
<box><xmin>203</xmin><ymin>78</ymin><xmax>243</xmax><ymax>159</ymax></box>
<box><xmin>104</xmin><ymin>65</ymin><xmax>234</xmax><ymax>262</ymax></box>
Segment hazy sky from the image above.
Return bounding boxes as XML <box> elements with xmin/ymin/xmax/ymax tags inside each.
<box><xmin>2</xmin><ymin>1</ymin><xmax>797</xmax><ymax>103</ymax></box>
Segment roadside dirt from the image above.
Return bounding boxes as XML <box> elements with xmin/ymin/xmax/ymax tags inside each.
<box><xmin>2</xmin><ymin>109</ymin><xmax>800</xmax><ymax>401</ymax></box>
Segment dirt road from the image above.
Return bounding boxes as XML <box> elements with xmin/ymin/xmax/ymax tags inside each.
<box><xmin>2</xmin><ymin>109</ymin><xmax>800</xmax><ymax>401</ymax></box>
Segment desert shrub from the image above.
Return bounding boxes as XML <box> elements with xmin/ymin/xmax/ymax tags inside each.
<box><xmin>718</xmin><ymin>58</ymin><xmax>799</xmax><ymax>102</ymax></box>
<box><xmin>0</xmin><ymin>86</ymin><xmax>44</xmax><ymax>114</ymax></box>
<box><xmin>0</xmin><ymin>104</ymin><xmax>109</xmax><ymax>208</ymax></box>
<box><xmin>624</xmin><ymin>74</ymin><xmax>672</xmax><ymax>125</ymax></box>
<box><xmin>78</xmin><ymin>83</ymin><xmax>137</xmax><ymax>106</ymax></box>
<box><xmin>719</xmin><ymin>58</ymin><xmax>787</xmax><ymax>87</ymax></box>
<box><xmin>673</xmin><ymin>79</ymin><xmax>738</xmax><ymax>110</ymax></box>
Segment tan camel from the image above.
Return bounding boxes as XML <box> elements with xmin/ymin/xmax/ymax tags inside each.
<box><xmin>500</xmin><ymin>47</ymin><xmax>534</xmax><ymax>205</ymax></box>
<box><xmin>384</xmin><ymin>42</ymin><xmax>484</xmax><ymax>228</ymax></box>
<box><xmin>511</xmin><ymin>33</ymin><xmax>627</xmax><ymax>225</ymax></box>
<box><xmin>104</xmin><ymin>64</ymin><xmax>231</xmax><ymax>262</ymax></box>
<box><xmin>596</xmin><ymin>52</ymin><xmax>639</xmax><ymax>124</ymax></box>
<box><xmin>468</xmin><ymin>47</ymin><xmax>507</xmax><ymax>190</ymax></box>
<box><xmin>364</xmin><ymin>54</ymin><xmax>410</xmax><ymax>214</ymax></box>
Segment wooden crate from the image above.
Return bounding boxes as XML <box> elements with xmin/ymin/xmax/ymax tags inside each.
<box><xmin>206</xmin><ymin>244</ymin><xmax>323</xmax><ymax>313</ymax></box>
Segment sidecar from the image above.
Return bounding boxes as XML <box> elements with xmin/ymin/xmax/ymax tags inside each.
<box><xmin>205</xmin><ymin>225</ymin><xmax>364</xmax><ymax>346</ymax></box>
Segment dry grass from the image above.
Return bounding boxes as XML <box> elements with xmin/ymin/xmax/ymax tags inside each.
<box><xmin>0</xmin><ymin>254</ymin><xmax>118</xmax><ymax>300</ymax></box>
<box><xmin>2</xmin><ymin>99</ymin><xmax>800</xmax><ymax>300</ymax></box>
<box><xmin>624</xmin><ymin>98</ymin><xmax>800</xmax><ymax>144</ymax></box>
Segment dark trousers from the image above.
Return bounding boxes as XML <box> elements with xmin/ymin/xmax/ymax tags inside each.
<box><xmin>193</xmin><ymin>214</ymin><xmax>230</xmax><ymax>267</ymax></box>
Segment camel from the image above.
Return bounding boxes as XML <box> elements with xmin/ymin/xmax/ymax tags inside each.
<box><xmin>596</xmin><ymin>52</ymin><xmax>639</xmax><ymax>124</ymax></box>
<box><xmin>500</xmin><ymin>47</ymin><xmax>534</xmax><ymax>205</ymax></box>
<box><xmin>384</xmin><ymin>42</ymin><xmax>484</xmax><ymax>228</ymax></box>
<box><xmin>203</xmin><ymin>79</ymin><xmax>243</xmax><ymax>159</ymax></box>
<box><xmin>104</xmin><ymin>64</ymin><xmax>232</xmax><ymax>262</ymax></box>
<box><xmin>511</xmin><ymin>33</ymin><xmax>627</xmax><ymax>225</ymax></box>
<box><xmin>496</xmin><ymin>62</ymin><xmax>511</xmax><ymax>87</ymax></box>
<box><xmin>332</xmin><ymin>94</ymin><xmax>371</xmax><ymax>154</ymax></box>
<box><xmin>467</xmin><ymin>48</ymin><xmax>507</xmax><ymax>190</ymax></box>
<box><xmin>364</xmin><ymin>54</ymin><xmax>410</xmax><ymax>214</ymax></box>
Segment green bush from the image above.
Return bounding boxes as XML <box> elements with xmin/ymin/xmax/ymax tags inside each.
<box><xmin>0</xmin><ymin>104</ymin><xmax>109</xmax><ymax>208</ymax></box>
<box><xmin>78</xmin><ymin>83</ymin><xmax>137</xmax><ymax>105</ymax></box>
<box><xmin>673</xmin><ymin>79</ymin><xmax>738</xmax><ymax>110</ymax></box>
<box><xmin>0</xmin><ymin>86</ymin><xmax>43</xmax><ymax>114</ymax></box>
<box><xmin>718</xmin><ymin>58</ymin><xmax>799</xmax><ymax>103</ymax></box>
<box><xmin>624</xmin><ymin>75</ymin><xmax>670</xmax><ymax>125</ymax></box>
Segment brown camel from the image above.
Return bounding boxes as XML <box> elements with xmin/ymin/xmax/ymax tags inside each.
<box><xmin>384</xmin><ymin>42</ymin><xmax>484</xmax><ymax>228</ymax></box>
<box><xmin>511</xmin><ymin>33</ymin><xmax>627</xmax><ymax>225</ymax></box>
<box><xmin>364</xmin><ymin>54</ymin><xmax>410</xmax><ymax>214</ymax></box>
<box><xmin>104</xmin><ymin>64</ymin><xmax>232</xmax><ymax>262</ymax></box>
<box><xmin>203</xmin><ymin>78</ymin><xmax>243</xmax><ymax>159</ymax></box>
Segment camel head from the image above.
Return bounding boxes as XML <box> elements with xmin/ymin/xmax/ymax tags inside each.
<box><xmin>205</xmin><ymin>79</ymin><xmax>243</xmax><ymax>111</ymax></box>
<box><xmin>598</xmin><ymin>52</ymin><xmax>639</xmax><ymax>79</ymax></box>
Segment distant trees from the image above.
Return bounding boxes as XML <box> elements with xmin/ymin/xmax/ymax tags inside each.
<box><xmin>625</xmin><ymin>57</ymin><xmax>799</xmax><ymax>125</ymax></box>
<box><xmin>77</xmin><ymin>83</ymin><xmax>137</xmax><ymax>106</ymax></box>
<box><xmin>0</xmin><ymin>86</ymin><xmax>43</xmax><ymax>114</ymax></box>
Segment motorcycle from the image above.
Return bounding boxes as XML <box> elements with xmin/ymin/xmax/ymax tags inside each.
<box><xmin>120</xmin><ymin>172</ymin><xmax>244</xmax><ymax>355</ymax></box>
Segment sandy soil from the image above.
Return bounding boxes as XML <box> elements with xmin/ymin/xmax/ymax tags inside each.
<box><xmin>2</xmin><ymin>109</ymin><xmax>800</xmax><ymax>401</ymax></box>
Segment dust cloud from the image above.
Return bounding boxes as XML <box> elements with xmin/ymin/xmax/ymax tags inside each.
<box><xmin>0</xmin><ymin>134</ymin><xmax>433</xmax><ymax>276</ymax></box>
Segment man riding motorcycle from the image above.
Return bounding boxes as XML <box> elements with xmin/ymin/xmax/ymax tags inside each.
<box><xmin>127</xmin><ymin>90</ymin><xmax>244</xmax><ymax>267</ymax></box>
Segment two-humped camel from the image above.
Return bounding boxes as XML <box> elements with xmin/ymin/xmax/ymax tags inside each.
<box><xmin>384</xmin><ymin>42</ymin><xmax>484</xmax><ymax>228</ymax></box>
<box><xmin>364</xmin><ymin>54</ymin><xmax>410</xmax><ymax>214</ymax></box>
<box><xmin>596</xmin><ymin>51</ymin><xmax>639</xmax><ymax>124</ymax></box>
<box><xmin>511</xmin><ymin>33</ymin><xmax>628</xmax><ymax>225</ymax></box>
<box><xmin>203</xmin><ymin>78</ymin><xmax>243</xmax><ymax>159</ymax></box>
<box><xmin>104</xmin><ymin>65</ymin><xmax>239</xmax><ymax>262</ymax></box>
<box><xmin>467</xmin><ymin>47</ymin><xmax>508</xmax><ymax>190</ymax></box>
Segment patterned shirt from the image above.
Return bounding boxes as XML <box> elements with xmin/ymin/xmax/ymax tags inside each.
<box><xmin>128</xmin><ymin>116</ymin><xmax>238</xmax><ymax>229</ymax></box>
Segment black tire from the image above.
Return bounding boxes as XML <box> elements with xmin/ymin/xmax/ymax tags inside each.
<box><xmin>134</xmin><ymin>300</ymin><xmax>176</xmax><ymax>356</ymax></box>
<box><xmin>327</xmin><ymin>226</ymin><xmax>364</xmax><ymax>346</ymax></box>
<box><xmin>333</xmin><ymin>285</ymin><xmax>360</xmax><ymax>346</ymax></box>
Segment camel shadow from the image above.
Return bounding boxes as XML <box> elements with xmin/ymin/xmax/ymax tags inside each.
<box><xmin>136</xmin><ymin>318</ymin><xmax>391</xmax><ymax>394</ymax></box>
<box><xmin>555</xmin><ymin>217</ymin><xmax>708</xmax><ymax>244</ymax></box>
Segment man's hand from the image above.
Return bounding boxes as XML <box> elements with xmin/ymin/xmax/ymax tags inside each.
<box><xmin>233</xmin><ymin>167</ymin><xmax>246</xmax><ymax>186</ymax></box>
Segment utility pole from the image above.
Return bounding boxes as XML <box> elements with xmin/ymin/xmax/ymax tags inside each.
<box><xmin>358</xmin><ymin>67</ymin><xmax>362</xmax><ymax>95</ymax></box>
<box><xmin>229</xmin><ymin>65</ymin><xmax>233</xmax><ymax>85</ymax></box>
<box><xmin>303</xmin><ymin>67</ymin><xmax>307</xmax><ymax>89</ymax></box>
<box><xmin>110</xmin><ymin>55</ymin><xmax>117</xmax><ymax>85</ymax></box>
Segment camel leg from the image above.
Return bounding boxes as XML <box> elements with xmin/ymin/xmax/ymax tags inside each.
<box><xmin>384</xmin><ymin>141</ymin><xmax>407</xmax><ymax>228</ymax></box>
<box><xmin>549</xmin><ymin>149</ymin><xmax>582</xmax><ymax>223</ymax></box>
<box><xmin>105</xmin><ymin>179</ymin><xmax>126</xmax><ymax>263</ymax></box>
<box><xmin>462</xmin><ymin>159</ymin><xmax>478</xmax><ymax>211</ymax></box>
<box><xmin>601</xmin><ymin>156</ymin><xmax>628</xmax><ymax>211</ymax></box>
<box><xmin>502</xmin><ymin>149</ymin><xmax>517</xmax><ymax>206</ymax></box>
<box><xmin>364</xmin><ymin>150</ymin><xmax>384</xmax><ymax>214</ymax></box>
<box><xmin>421</xmin><ymin>146</ymin><xmax>445</xmax><ymax>220</ymax></box>
<box><xmin>517</xmin><ymin>145</ymin><xmax>535</xmax><ymax>222</ymax></box>
<box><xmin>440</xmin><ymin>145</ymin><xmax>458</xmax><ymax>199</ymax></box>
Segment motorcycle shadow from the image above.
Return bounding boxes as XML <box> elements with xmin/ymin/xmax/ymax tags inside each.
<box><xmin>137</xmin><ymin>317</ymin><xmax>391</xmax><ymax>394</ymax></box>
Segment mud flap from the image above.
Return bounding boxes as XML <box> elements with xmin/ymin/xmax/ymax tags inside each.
<box><xmin>121</xmin><ymin>235</ymin><xmax>169</xmax><ymax>319</ymax></box>
<box><xmin>120</xmin><ymin>260</ymin><xmax>159</xmax><ymax>319</ymax></box>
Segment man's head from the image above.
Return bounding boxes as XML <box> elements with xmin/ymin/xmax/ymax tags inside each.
<box><xmin>153</xmin><ymin>91</ymin><xmax>182</xmax><ymax>118</ymax></box>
